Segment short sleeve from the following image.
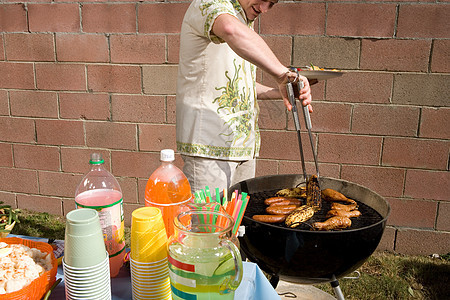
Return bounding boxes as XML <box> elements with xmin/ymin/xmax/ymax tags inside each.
<box><xmin>199</xmin><ymin>0</ymin><xmax>238</xmax><ymax>44</ymax></box>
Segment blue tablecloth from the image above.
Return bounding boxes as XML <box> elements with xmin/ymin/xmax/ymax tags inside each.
<box><xmin>9</xmin><ymin>235</ymin><xmax>280</xmax><ymax>300</ymax></box>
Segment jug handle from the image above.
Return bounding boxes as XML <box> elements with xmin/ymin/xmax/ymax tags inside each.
<box><xmin>220</xmin><ymin>239</ymin><xmax>243</xmax><ymax>290</ymax></box>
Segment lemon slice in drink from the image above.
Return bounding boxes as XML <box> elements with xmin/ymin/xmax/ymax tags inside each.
<box><xmin>0</xmin><ymin>247</ymin><xmax>12</xmax><ymax>257</ymax></box>
<box><xmin>214</xmin><ymin>256</ymin><xmax>234</xmax><ymax>275</ymax></box>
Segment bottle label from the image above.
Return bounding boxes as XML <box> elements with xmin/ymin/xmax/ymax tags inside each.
<box><xmin>76</xmin><ymin>198</ymin><xmax>125</xmax><ymax>258</ymax></box>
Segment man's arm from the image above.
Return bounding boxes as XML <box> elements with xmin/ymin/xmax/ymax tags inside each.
<box><xmin>212</xmin><ymin>13</ymin><xmax>311</xmax><ymax>111</ymax></box>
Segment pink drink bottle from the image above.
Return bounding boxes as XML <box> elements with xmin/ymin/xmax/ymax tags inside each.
<box><xmin>75</xmin><ymin>153</ymin><xmax>125</xmax><ymax>277</ymax></box>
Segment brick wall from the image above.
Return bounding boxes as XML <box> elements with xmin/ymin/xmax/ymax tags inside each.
<box><xmin>0</xmin><ymin>0</ymin><xmax>448</xmax><ymax>255</ymax></box>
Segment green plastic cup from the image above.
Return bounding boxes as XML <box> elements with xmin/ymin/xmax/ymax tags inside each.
<box><xmin>64</xmin><ymin>208</ymin><xmax>107</xmax><ymax>268</ymax></box>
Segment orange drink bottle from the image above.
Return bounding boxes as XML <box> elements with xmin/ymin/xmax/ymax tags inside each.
<box><xmin>145</xmin><ymin>149</ymin><xmax>192</xmax><ymax>238</ymax></box>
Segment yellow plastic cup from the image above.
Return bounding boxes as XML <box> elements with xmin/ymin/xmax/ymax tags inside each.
<box><xmin>131</xmin><ymin>207</ymin><xmax>168</xmax><ymax>262</ymax></box>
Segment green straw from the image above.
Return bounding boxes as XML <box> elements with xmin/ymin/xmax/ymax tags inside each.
<box><xmin>232</xmin><ymin>195</ymin><xmax>250</xmax><ymax>236</ymax></box>
<box><xmin>205</xmin><ymin>186</ymin><xmax>212</xmax><ymax>202</ymax></box>
<box><xmin>215</xmin><ymin>188</ymin><xmax>220</xmax><ymax>203</ymax></box>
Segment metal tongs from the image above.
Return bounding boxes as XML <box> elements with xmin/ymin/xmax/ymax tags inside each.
<box><xmin>286</xmin><ymin>67</ymin><xmax>320</xmax><ymax>182</ymax></box>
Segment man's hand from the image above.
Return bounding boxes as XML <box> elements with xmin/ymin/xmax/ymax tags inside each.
<box><xmin>277</xmin><ymin>71</ymin><xmax>312</xmax><ymax>112</ymax></box>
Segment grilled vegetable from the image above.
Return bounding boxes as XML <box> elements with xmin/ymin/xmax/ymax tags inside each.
<box><xmin>312</xmin><ymin>216</ymin><xmax>352</xmax><ymax>231</ymax></box>
<box><xmin>266</xmin><ymin>204</ymin><xmax>298</xmax><ymax>215</ymax></box>
<box><xmin>275</xmin><ymin>187</ymin><xmax>306</xmax><ymax>198</ymax></box>
<box><xmin>331</xmin><ymin>200</ymin><xmax>358</xmax><ymax>211</ymax></box>
<box><xmin>306</xmin><ymin>175</ymin><xmax>321</xmax><ymax>211</ymax></box>
<box><xmin>321</xmin><ymin>188</ymin><xmax>354</xmax><ymax>204</ymax></box>
<box><xmin>264</xmin><ymin>197</ymin><xmax>300</xmax><ymax>206</ymax></box>
<box><xmin>252</xmin><ymin>214</ymin><xmax>287</xmax><ymax>223</ymax></box>
<box><xmin>285</xmin><ymin>205</ymin><xmax>315</xmax><ymax>228</ymax></box>
<box><xmin>326</xmin><ymin>209</ymin><xmax>361</xmax><ymax>218</ymax></box>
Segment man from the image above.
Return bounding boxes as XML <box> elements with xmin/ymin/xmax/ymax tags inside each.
<box><xmin>176</xmin><ymin>0</ymin><xmax>312</xmax><ymax>194</ymax></box>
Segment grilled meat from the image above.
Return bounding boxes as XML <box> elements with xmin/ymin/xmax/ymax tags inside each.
<box><xmin>266</xmin><ymin>204</ymin><xmax>298</xmax><ymax>215</ymax></box>
<box><xmin>321</xmin><ymin>188</ymin><xmax>354</xmax><ymax>204</ymax></box>
<box><xmin>326</xmin><ymin>209</ymin><xmax>361</xmax><ymax>218</ymax></box>
<box><xmin>312</xmin><ymin>216</ymin><xmax>352</xmax><ymax>231</ymax></box>
<box><xmin>331</xmin><ymin>201</ymin><xmax>358</xmax><ymax>211</ymax></box>
<box><xmin>264</xmin><ymin>197</ymin><xmax>301</xmax><ymax>206</ymax></box>
<box><xmin>253</xmin><ymin>214</ymin><xmax>286</xmax><ymax>223</ymax></box>
<box><xmin>306</xmin><ymin>175</ymin><xmax>321</xmax><ymax>211</ymax></box>
<box><xmin>285</xmin><ymin>205</ymin><xmax>315</xmax><ymax>228</ymax></box>
<box><xmin>275</xmin><ymin>187</ymin><xmax>306</xmax><ymax>198</ymax></box>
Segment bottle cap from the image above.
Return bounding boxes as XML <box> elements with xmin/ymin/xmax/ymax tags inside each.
<box><xmin>89</xmin><ymin>153</ymin><xmax>104</xmax><ymax>164</ymax></box>
<box><xmin>160</xmin><ymin>149</ymin><xmax>175</xmax><ymax>162</ymax></box>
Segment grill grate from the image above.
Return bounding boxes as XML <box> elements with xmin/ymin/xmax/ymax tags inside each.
<box><xmin>244</xmin><ymin>189</ymin><xmax>382</xmax><ymax>231</ymax></box>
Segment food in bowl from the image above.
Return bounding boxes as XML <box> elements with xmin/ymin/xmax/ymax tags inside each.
<box><xmin>0</xmin><ymin>242</ymin><xmax>53</xmax><ymax>294</ymax></box>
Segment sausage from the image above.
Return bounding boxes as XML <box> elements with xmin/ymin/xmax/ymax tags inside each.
<box><xmin>252</xmin><ymin>214</ymin><xmax>286</xmax><ymax>223</ymax></box>
<box><xmin>264</xmin><ymin>197</ymin><xmax>299</xmax><ymax>206</ymax></box>
<box><xmin>326</xmin><ymin>209</ymin><xmax>361</xmax><ymax>218</ymax></box>
<box><xmin>330</xmin><ymin>201</ymin><xmax>358</xmax><ymax>211</ymax></box>
<box><xmin>312</xmin><ymin>216</ymin><xmax>352</xmax><ymax>231</ymax></box>
<box><xmin>268</xmin><ymin>199</ymin><xmax>302</xmax><ymax>206</ymax></box>
<box><xmin>266</xmin><ymin>204</ymin><xmax>298</xmax><ymax>215</ymax></box>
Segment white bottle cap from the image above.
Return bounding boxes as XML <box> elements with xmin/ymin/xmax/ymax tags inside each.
<box><xmin>160</xmin><ymin>149</ymin><xmax>175</xmax><ymax>162</ymax></box>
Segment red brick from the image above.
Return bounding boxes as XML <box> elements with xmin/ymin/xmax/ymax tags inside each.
<box><xmin>0</xmin><ymin>4</ymin><xmax>27</xmax><ymax>32</ymax></box>
<box><xmin>361</xmin><ymin>39</ymin><xmax>431</xmax><ymax>72</ymax></box>
<box><xmin>36</xmin><ymin>119</ymin><xmax>85</xmax><ymax>146</ymax></box>
<box><xmin>138</xmin><ymin>3</ymin><xmax>189</xmax><ymax>34</ymax></box>
<box><xmin>28</xmin><ymin>3</ymin><xmax>80</xmax><ymax>33</ymax></box>
<box><xmin>0</xmin><ymin>90</ymin><xmax>8</xmax><ymax>115</ymax></box>
<box><xmin>0</xmin><ymin>36</ymin><xmax>3</xmax><ymax>61</ymax></box>
<box><xmin>327</xmin><ymin>3</ymin><xmax>396</xmax><ymax>37</ymax></box>
<box><xmin>56</xmin><ymin>34</ymin><xmax>109</xmax><ymax>63</ymax></box>
<box><xmin>63</xmin><ymin>199</ymin><xmax>76</xmax><ymax>216</ymax></box>
<box><xmin>123</xmin><ymin>203</ymin><xmax>142</xmax><ymax>227</ymax></box>
<box><xmin>431</xmin><ymin>40</ymin><xmax>450</xmax><ymax>73</ymax></box>
<box><xmin>167</xmin><ymin>96</ymin><xmax>176</xmax><ymax>124</ymax></box>
<box><xmin>117</xmin><ymin>176</ymin><xmax>138</xmax><ymax>205</ymax></box>
<box><xmin>376</xmin><ymin>226</ymin><xmax>395</xmax><ymax>252</ymax></box>
<box><xmin>0</xmin><ymin>167</ymin><xmax>38</xmax><ymax>194</ymax></box>
<box><xmin>0</xmin><ymin>143</ymin><xmax>13</xmax><ymax>167</ymax></box>
<box><xmin>111</xmin><ymin>95</ymin><xmax>165</xmax><ymax>123</ymax></box>
<box><xmin>0</xmin><ymin>191</ymin><xmax>16</xmax><ymax>208</ymax></box>
<box><xmin>111</xmin><ymin>151</ymin><xmax>160</xmax><ymax>178</ymax></box>
<box><xmin>255</xmin><ymin>159</ymin><xmax>278</xmax><ymax>177</ymax></box>
<box><xmin>61</xmin><ymin>148</ymin><xmax>111</xmax><ymax>174</ymax></box>
<box><xmin>386</xmin><ymin>198</ymin><xmax>437</xmax><ymax>228</ymax></box>
<box><xmin>420</xmin><ymin>108</ymin><xmax>450</xmax><ymax>140</ymax></box>
<box><xmin>260</xmin><ymin>130</ymin><xmax>316</xmax><ymax>161</ymax></box>
<box><xmin>5</xmin><ymin>33</ymin><xmax>55</xmax><ymax>62</ymax></box>
<box><xmin>352</xmin><ymin>104</ymin><xmax>419</xmax><ymax>137</ymax></box>
<box><xmin>404</xmin><ymin>170</ymin><xmax>450</xmax><ymax>201</ymax></box>
<box><xmin>295</xmin><ymin>102</ymin><xmax>352</xmax><ymax>133</ymax></box>
<box><xmin>317</xmin><ymin>133</ymin><xmax>382</xmax><ymax>165</ymax></box>
<box><xmin>0</xmin><ymin>62</ymin><xmax>35</xmax><ymax>89</ymax></box>
<box><xmin>397</xmin><ymin>4</ymin><xmax>450</xmax><ymax>38</ymax></box>
<box><xmin>10</xmin><ymin>90</ymin><xmax>58</xmax><ymax>118</ymax></box>
<box><xmin>82</xmin><ymin>4</ymin><xmax>136</xmax><ymax>33</ymax></box>
<box><xmin>137</xmin><ymin>178</ymin><xmax>148</xmax><ymax>205</ymax></box>
<box><xmin>59</xmin><ymin>92</ymin><xmax>110</xmax><ymax>120</ymax></box>
<box><xmin>382</xmin><ymin>137</ymin><xmax>448</xmax><ymax>170</ymax></box>
<box><xmin>327</xmin><ymin>72</ymin><xmax>392</xmax><ymax>104</ymax></box>
<box><xmin>0</xmin><ymin>117</ymin><xmax>35</xmax><ymax>143</ymax></box>
<box><xmin>142</xmin><ymin>65</ymin><xmax>177</xmax><ymax>94</ymax></box>
<box><xmin>436</xmin><ymin>202</ymin><xmax>450</xmax><ymax>231</ymax></box>
<box><xmin>110</xmin><ymin>35</ymin><xmax>165</xmax><ymax>64</ymax></box>
<box><xmin>85</xmin><ymin>122</ymin><xmax>137</xmax><ymax>150</ymax></box>
<box><xmin>341</xmin><ymin>165</ymin><xmax>405</xmax><ymax>198</ymax></box>
<box><xmin>139</xmin><ymin>124</ymin><xmax>176</xmax><ymax>152</ymax></box>
<box><xmin>39</xmin><ymin>170</ymin><xmax>82</xmax><ymax>197</ymax></box>
<box><xmin>261</xmin><ymin>3</ymin><xmax>325</xmax><ymax>35</ymax></box>
<box><xmin>16</xmin><ymin>194</ymin><xmax>63</xmax><ymax>215</ymax></box>
<box><xmin>395</xmin><ymin>228</ymin><xmax>450</xmax><ymax>255</ymax></box>
<box><xmin>262</xmin><ymin>35</ymin><xmax>292</xmax><ymax>67</ymax></box>
<box><xmin>258</xmin><ymin>100</ymin><xmax>287</xmax><ymax>130</ymax></box>
<box><xmin>13</xmin><ymin>144</ymin><xmax>60</xmax><ymax>171</ymax></box>
<box><xmin>167</xmin><ymin>35</ymin><xmax>180</xmax><ymax>64</ymax></box>
<box><xmin>87</xmin><ymin>65</ymin><xmax>141</xmax><ymax>93</ymax></box>
<box><xmin>36</xmin><ymin>63</ymin><xmax>86</xmax><ymax>91</ymax></box>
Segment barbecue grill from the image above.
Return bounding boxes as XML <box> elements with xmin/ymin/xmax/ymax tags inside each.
<box><xmin>229</xmin><ymin>174</ymin><xmax>390</xmax><ymax>300</ymax></box>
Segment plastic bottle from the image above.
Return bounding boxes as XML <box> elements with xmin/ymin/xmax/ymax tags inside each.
<box><xmin>145</xmin><ymin>149</ymin><xmax>192</xmax><ymax>238</ymax></box>
<box><xmin>75</xmin><ymin>153</ymin><xmax>125</xmax><ymax>278</ymax></box>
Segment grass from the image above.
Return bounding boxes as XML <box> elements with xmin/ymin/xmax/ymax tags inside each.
<box><xmin>10</xmin><ymin>210</ymin><xmax>450</xmax><ymax>299</ymax></box>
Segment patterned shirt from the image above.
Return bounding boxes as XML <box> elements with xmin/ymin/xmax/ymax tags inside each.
<box><xmin>176</xmin><ymin>0</ymin><xmax>260</xmax><ymax>161</ymax></box>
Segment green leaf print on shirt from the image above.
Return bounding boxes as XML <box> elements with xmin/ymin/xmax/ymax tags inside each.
<box><xmin>213</xmin><ymin>59</ymin><xmax>253</xmax><ymax>147</ymax></box>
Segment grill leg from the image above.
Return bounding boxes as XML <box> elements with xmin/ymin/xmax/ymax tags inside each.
<box><xmin>330</xmin><ymin>276</ymin><xmax>345</xmax><ymax>300</ymax></box>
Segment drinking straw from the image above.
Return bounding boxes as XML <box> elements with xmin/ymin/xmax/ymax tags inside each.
<box><xmin>215</xmin><ymin>188</ymin><xmax>220</xmax><ymax>204</ymax></box>
<box><xmin>232</xmin><ymin>200</ymin><xmax>243</xmax><ymax>223</ymax></box>
<box><xmin>222</xmin><ymin>189</ymin><xmax>227</xmax><ymax>206</ymax></box>
<box><xmin>232</xmin><ymin>195</ymin><xmax>250</xmax><ymax>236</ymax></box>
<box><xmin>205</xmin><ymin>186</ymin><xmax>212</xmax><ymax>201</ymax></box>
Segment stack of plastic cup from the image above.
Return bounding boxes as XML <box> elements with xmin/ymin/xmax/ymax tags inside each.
<box><xmin>130</xmin><ymin>207</ymin><xmax>171</xmax><ymax>300</ymax></box>
<box><xmin>63</xmin><ymin>208</ymin><xmax>111</xmax><ymax>300</ymax></box>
